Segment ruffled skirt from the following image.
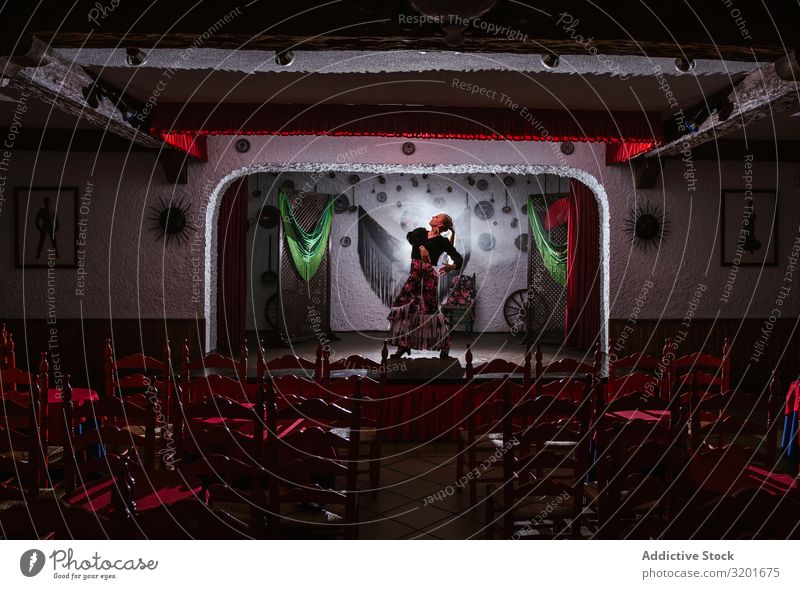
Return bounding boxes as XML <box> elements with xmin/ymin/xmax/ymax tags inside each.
<box><xmin>387</xmin><ymin>259</ymin><xmax>450</xmax><ymax>351</ymax></box>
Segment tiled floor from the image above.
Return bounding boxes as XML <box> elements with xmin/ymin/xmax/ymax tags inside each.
<box><xmin>358</xmin><ymin>442</ymin><xmax>488</xmax><ymax>540</ymax></box>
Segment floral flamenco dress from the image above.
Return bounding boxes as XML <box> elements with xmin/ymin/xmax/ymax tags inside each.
<box><xmin>387</xmin><ymin>227</ymin><xmax>463</xmax><ymax>351</ymax></box>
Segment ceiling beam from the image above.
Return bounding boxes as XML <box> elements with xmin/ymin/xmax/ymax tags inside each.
<box><xmin>0</xmin><ymin>38</ymin><xmax>168</xmax><ymax>151</ymax></box>
<box><xmin>2</xmin><ymin>1</ymin><xmax>798</xmax><ymax>61</ymax></box>
<box><xmin>667</xmin><ymin>139</ymin><xmax>800</xmax><ymax>162</ymax></box>
<box><xmin>0</xmin><ymin>128</ymin><xmax>158</xmax><ymax>153</ymax></box>
<box><xmin>645</xmin><ymin>52</ymin><xmax>800</xmax><ymax>158</ymax></box>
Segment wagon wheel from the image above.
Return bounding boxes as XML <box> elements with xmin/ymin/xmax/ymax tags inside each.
<box><xmin>503</xmin><ymin>289</ymin><xmax>528</xmax><ymax>332</ymax></box>
<box><xmin>503</xmin><ymin>289</ymin><xmax>549</xmax><ymax>337</ymax></box>
<box><xmin>264</xmin><ymin>294</ymin><xmax>279</xmax><ymax>330</ymax></box>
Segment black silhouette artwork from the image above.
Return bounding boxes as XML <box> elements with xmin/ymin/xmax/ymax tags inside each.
<box><xmin>34</xmin><ymin>197</ymin><xmax>60</xmax><ymax>258</ymax></box>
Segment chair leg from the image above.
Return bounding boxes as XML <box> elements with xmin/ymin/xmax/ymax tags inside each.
<box><xmin>455</xmin><ymin>440</ymin><xmax>464</xmax><ymax>490</ymax></box>
<box><xmin>369</xmin><ymin>441</ymin><xmax>381</xmax><ymax>489</ymax></box>
<box><xmin>484</xmin><ymin>485</ymin><xmax>496</xmax><ymax>539</ymax></box>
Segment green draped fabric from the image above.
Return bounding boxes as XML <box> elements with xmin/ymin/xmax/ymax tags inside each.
<box><xmin>279</xmin><ymin>191</ymin><xmax>334</xmax><ymax>281</ymax></box>
<box><xmin>528</xmin><ymin>196</ymin><xmax>567</xmax><ymax>286</ymax></box>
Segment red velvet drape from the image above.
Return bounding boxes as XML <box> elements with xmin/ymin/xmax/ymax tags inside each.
<box><xmin>217</xmin><ymin>178</ymin><xmax>248</xmax><ymax>354</ymax></box>
<box><xmin>565</xmin><ymin>180</ymin><xmax>601</xmax><ymax>349</ymax></box>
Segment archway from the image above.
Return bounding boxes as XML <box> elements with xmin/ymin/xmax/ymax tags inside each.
<box><xmin>204</xmin><ymin>163</ymin><xmax>610</xmax><ymax>362</ymax></box>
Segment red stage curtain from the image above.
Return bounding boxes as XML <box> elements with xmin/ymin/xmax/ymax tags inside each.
<box><xmin>150</xmin><ymin>103</ymin><xmax>662</xmax><ymax>144</ymax></box>
<box><xmin>160</xmin><ymin>132</ymin><xmax>208</xmax><ymax>161</ymax></box>
<box><xmin>605</xmin><ymin>141</ymin><xmax>659</xmax><ymax>164</ymax></box>
<box><xmin>565</xmin><ymin>180</ymin><xmax>601</xmax><ymax>349</ymax></box>
<box><xmin>217</xmin><ymin>178</ymin><xmax>248</xmax><ymax>354</ymax></box>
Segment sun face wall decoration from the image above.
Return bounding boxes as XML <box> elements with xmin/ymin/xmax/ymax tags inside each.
<box><xmin>623</xmin><ymin>200</ymin><xmax>670</xmax><ymax>251</ymax></box>
<box><xmin>147</xmin><ymin>196</ymin><xmax>196</xmax><ymax>245</ymax></box>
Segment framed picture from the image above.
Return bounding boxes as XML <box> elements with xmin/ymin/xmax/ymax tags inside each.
<box><xmin>720</xmin><ymin>189</ymin><xmax>777</xmax><ymax>266</ymax></box>
<box><xmin>15</xmin><ymin>186</ymin><xmax>78</xmax><ymax>268</ymax></box>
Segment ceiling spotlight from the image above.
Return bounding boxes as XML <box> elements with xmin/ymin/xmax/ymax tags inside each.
<box><xmin>541</xmin><ymin>53</ymin><xmax>559</xmax><ymax>69</ymax></box>
<box><xmin>275</xmin><ymin>50</ymin><xmax>295</xmax><ymax>67</ymax></box>
<box><xmin>125</xmin><ymin>48</ymin><xmax>147</xmax><ymax>67</ymax></box>
<box><xmin>674</xmin><ymin>57</ymin><xmax>695</xmax><ymax>73</ymax></box>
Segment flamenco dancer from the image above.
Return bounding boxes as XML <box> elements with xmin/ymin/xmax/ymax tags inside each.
<box><xmin>388</xmin><ymin>213</ymin><xmax>463</xmax><ymax>359</ymax></box>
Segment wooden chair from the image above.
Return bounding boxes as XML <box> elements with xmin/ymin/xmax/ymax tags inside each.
<box><xmin>105</xmin><ymin>337</ymin><xmax>172</xmax><ymax>399</ymax></box>
<box><xmin>0</xmin><ymin>372</ymin><xmax>41</xmax><ymax>499</ymax></box>
<box><xmin>181</xmin><ymin>339</ymin><xmax>248</xmax><ymax>401</ymax></box>
<box><xmin>1</xmin><ymin>354</ymin><xmax>48</xmax><ymax>490</ymax></box>
<box><xmin>601</xmin><ymin>442</ymin><xmax>676</xmax><ymax>539</ymax></box>
<box><xmin>267</xmin><ymin>430</ymin><xmax>361</xmax><ymax>539</ymax></box>
<box><xmin>456</xmin><ymin>379</ymin><xmax>522</xmax><ymax>506</ymax></box>
<box><xmin>265</xmin><ymin>352</ymin><xmax>316</xmax><ymax>379</ymax></box>
<box><xmin>668</xmin><ymin>337</ymin><xmax>731</xmax><ymax>402</ymax></box>
<box><xmin>608</xmin><ymin>351</ymin><xmax>665</xmax><ymax>402</ymax></box>
<box><xmin>0</xmin><ymin>324</ymin><xmax>16</xmax><ymax>374</ymax></box>
<box><xmin>318</xmin><ymin>376</ymin><xmax>383</xmax><ymax>489</ymax></box>
<box><xmin>465</xmin><ymin>343</ymin><xmax>532</xmax><ymax>387</ymax></box>
<box><xmin>535</xmin><ymin>343</ymin><xmax>601</xmax><ymax>384</ymax></box>
<box><xmin>62</xmin><ymin>377</ymin><xmax>158</xmax><ymax>484</ymax></box>
<box><xmin>173</xmin><ymin>383</ymin><xmax>265</xmax><ymax>466</ymax></box>
<box><xmin>485</xmin><ymin>379</ymin><xmax>592</xmax><ymax>539</ymax></box>
<box><xmin>178</xmin><ymin>453</ymin><xmax>268</xmax><ymax>537</ymax></box>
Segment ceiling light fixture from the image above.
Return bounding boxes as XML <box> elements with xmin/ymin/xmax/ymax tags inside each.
<box><xmin>275</xmin><ymin>50</ymin><xmax>295</xmax><ymax>67</ymax></box>
<box><xmin>541</xmin><ymin>53</ymin><xmax>559</xmax><ymax>69</ymax></box>
<box><xmin>674</xmin><ymin>57</ymin><xmax>696</xmax><ymax>73</ymax></box>
<box><xmin>125</xmin><ymin>48</ymin><xmax>147</xmax><ymax>67</ymax></box>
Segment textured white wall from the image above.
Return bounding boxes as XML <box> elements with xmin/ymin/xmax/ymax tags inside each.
<box><xmin>1</xmin><ymin>135</ymin><xmax>797</xmax><ymax>353</ymax></box>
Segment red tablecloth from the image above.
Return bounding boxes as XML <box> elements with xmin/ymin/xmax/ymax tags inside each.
<box><xmin>66</xmin><ymin>470</ymin><xmax>203</xmax><ymax>515</ymax></box>
<box><xmin>690</xmin><ymin>451</ymin><xmax>799</xmax><ymax>497</ymax></box>
<box><xmin>606</xmin><ymin>409</ymin><xmax>670</xmax><ymax>424</ymax></box>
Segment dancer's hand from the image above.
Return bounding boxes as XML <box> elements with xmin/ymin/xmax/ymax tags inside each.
<box><xmin>439</xmin><ymin>264</ymin><xmax>455</xmax><ymax>275</ymax></box>
<box><xmin>419</xmin><ymin>246</ymin><xmax>431</xmax><ymax>263</ymax></box>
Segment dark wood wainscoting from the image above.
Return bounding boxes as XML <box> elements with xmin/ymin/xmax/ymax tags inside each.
<box><xmin>609</xmin><ymin>318</ymin><xmax>799</xmax><ymax>393</ymax></box>
<box><xmin>2</xmin><ymin>318</ymin><xmax>205</xmax><ymax>391</ymax></box>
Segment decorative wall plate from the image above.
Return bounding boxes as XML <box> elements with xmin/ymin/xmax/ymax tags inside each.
<box><xmin>147</xmin><ymin>196</ymin><xmax>196</xmax><ymax>245</ymax></box>
<box><xmin>624</xmin><ymin>201</ymin><xmax>670</xmax><ymax>250</ymax></box>
<box><xmin>476</xmin><ymin>179</ymin><xmax>489</xmax><ymax>190</ymax></box>
<box><xmin>234</xmin><ymin>138</ymin><xmax>250</xmax><ymax>153</ymax></box>
<box><xmin>340</xmin><ymin>236</ymin><xmax>352</xmax><ymax>247</ymax></box>
<box><xmin>349</xmin><ymin>174</ymin><xmax>360</xmax><ymax>185</ymax></box>
<box><xmin>334</xmin><ymin>194</ymin><xmax>350</xmax><ymax>213</ymax></box>
<box><xmin>378</xmin><ymin>175</ymin><xmax>386</xmax><ymax>184</ymax></box>
<box><xmin>474</xmin><ymin>200</ymin><xmax>494</xmax><ymax>220</ymax></box>
<box><xmin>376</xmin><ymin>191</ymin><xmax>387</xmax><ymax>202</ymax></box>
<box><xmin>396</xmin><ymin>185</ymin><xmax>402</xmax><ymax>191</ymax></box>
<box><xmin>402</xmin><ymin>141</ymin><xmax>416</xmax><ymax>155</ymax></box>
<box><xmin>478</xmin><ymin>233</ymin><xmax>495</xmax><ymax>251</ymax></box>
<box><xmin>503</xmin><ymin>175</ymin><xmax>515</xmax><ymax>187</ymax></box>
<box><xmin>560</xmin><ymin>141</ymin><xmax>575</xmax><ymax>155</ymax></box>
<box><xmin>446</xmin><ymin>186</ymin><xmax>453</xmax><ymax>192</ymax></box>
<box><xmin>258</xmin><ymin>205</ymin><xmax>280</xmax><ymax>228</ymax></box>
<box><xmin>514</xmin><ymin>233</ymin><xmax>528</xmax><ymax>251</ymax></box>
